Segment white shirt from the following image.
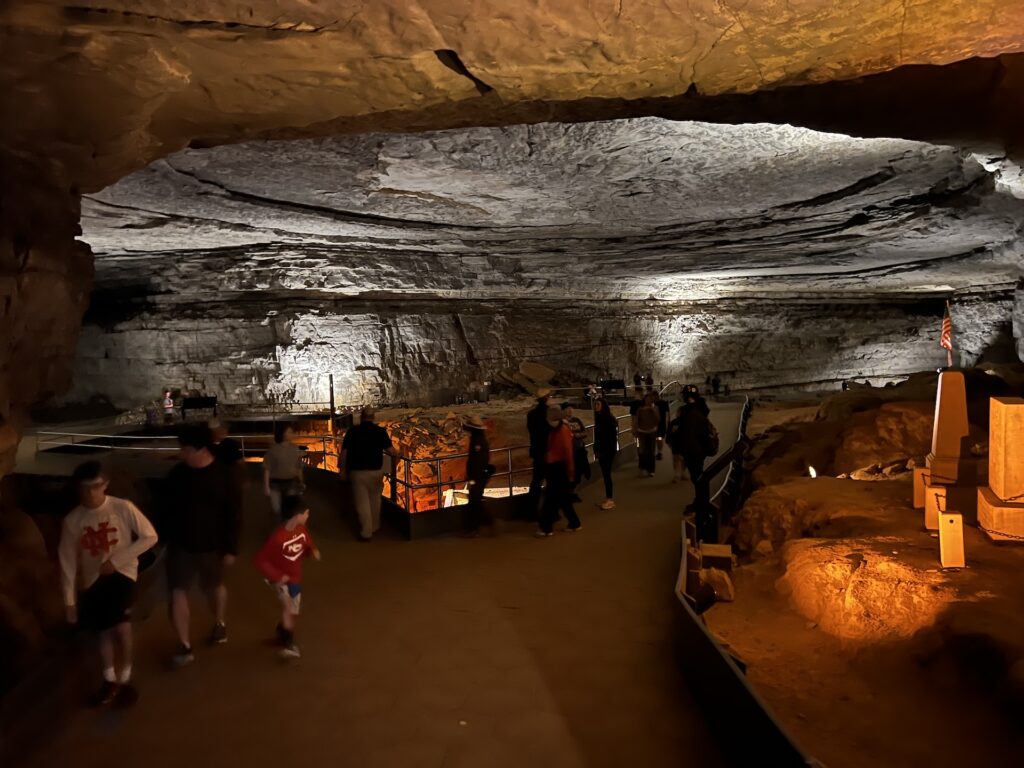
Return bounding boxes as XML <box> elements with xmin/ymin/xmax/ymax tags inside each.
<box><xmin>58</xmin><ymin>496</ymin><xmax>159</xmax><ymax>607</ymax></box>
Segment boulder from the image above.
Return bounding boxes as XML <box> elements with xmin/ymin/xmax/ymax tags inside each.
<box><xmin>777</xmin><ymin>538</ymin><xmax>956</xmax><ymax>642</ymax></box>
<box><xmin>736</xmin><ymin>477</ymin><xmax>910</xmax><ymax>555</ymax></box>
<box><xmin>518</xmin><ymin>361</ymin><xmax>556</xmax><ymax>386</ymax></box>
<box><xmin>832</xmin><ymin>401</ymin><xmax>934</xmax><ymax>475</ymax></box>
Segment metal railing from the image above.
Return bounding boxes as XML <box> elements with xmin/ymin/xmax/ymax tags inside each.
<box><xmin>33</xmin><ymin>411</ymin><xmax>643</xmax><ymax>514</ymax></box>
<box><xmin>377</xmin><ymin>413</ymin><xmax>636</xmax><ymax>513</ymax></box>
<box><xmin>34</xmin><ymin>430</ymin><xmax>324</xmax><ymax>466</ymax></box>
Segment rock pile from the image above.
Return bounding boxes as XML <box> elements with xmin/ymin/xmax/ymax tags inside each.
<box><xmin>491</xmin><ymin>361</ymin><xmax>559</xmax><ymax>396</ymax></box>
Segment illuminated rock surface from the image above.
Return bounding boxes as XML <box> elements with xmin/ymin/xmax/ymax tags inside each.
<box><xmin>64</xmin><ymin>120</ymin><xmax>1024</xmax><ymax>406</ymax></box>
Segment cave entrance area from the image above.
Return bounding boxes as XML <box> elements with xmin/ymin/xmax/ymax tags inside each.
<box><xmin>64</xmin><ymin>117</ymin><xmax>1024</xmax><ymax>415</ymax></box>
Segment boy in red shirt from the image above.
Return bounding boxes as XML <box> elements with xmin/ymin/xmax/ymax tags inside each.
<box><xmin>254</xmin><ymin>495</ymin><xmax>320</xmax><ymax>658</ymax></box>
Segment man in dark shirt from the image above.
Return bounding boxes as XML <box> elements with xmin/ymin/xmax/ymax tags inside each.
<box><xmin>209</xmin><ymin>418</ymin><xmax>243</xmax><ymax>466</ymax></box>
<box><xmin>525</xmin><ymin>389</ymin><xmax>552</xmax><ymax>521</ymax></box>
<box><xmin>164</xmin><ymin>425</ymin><xmax>243</xmax><ymax>666</ymax></box>
<box><xmin>340</xmin><ymin>407</ymin><xmax>396</xmax><ymax>541</ymax></box>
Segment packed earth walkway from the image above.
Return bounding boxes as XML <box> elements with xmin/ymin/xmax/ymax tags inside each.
<box><xmin>24</xmin><ymin>403</ymin><xmax>744</xmax><ymax>768</ymax></box>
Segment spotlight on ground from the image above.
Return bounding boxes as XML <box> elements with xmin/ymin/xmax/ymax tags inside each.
<box><xmin>808</xmin><ymin>466</ymin><xmax>817</xmax><ymax>478</ymax></box>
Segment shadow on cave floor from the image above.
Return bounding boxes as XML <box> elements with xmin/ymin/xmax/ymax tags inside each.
<box><xmin>19</xmin><ymin>441</ymin><xmax>731</xmax><ymax>768</ymax></box>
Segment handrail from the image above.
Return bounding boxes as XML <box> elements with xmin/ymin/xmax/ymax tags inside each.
<box><xmin>34</xmin><ymin>411</ymin><xmax>639</xmax><ymax>514</ymax></box>
<box><xmin>375</xmin><ymin>413</ymin><xmax>636</xmax><ymax>512</ymax></box>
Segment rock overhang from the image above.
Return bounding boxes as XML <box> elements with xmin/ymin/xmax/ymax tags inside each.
<box><xmin>80</xmin><ymin>118</ymin><xmax>1024</xmax><ymax>303</ymax></box>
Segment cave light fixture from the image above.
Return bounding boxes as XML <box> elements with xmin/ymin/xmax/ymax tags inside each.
<box><xmin>808</xmin><ymin>466</ymin><xmax>817</xmax><ymax>478</ymax></box>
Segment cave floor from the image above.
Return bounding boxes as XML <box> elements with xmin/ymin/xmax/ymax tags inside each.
<box><xmin>709</xmin><ymin>478</ymin><xmax>1024</xmax><ymax>768</ymax></box>
<box><xmin>24</xmin><ymin>435</ymin><xmax>730</xmax><ymax>768</ymax></box>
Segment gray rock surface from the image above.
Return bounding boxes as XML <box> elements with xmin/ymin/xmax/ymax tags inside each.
<box><xmin>68</xmin><ymin>119</ymin><xmax>1024</xmax><ymax>407</ymax></box>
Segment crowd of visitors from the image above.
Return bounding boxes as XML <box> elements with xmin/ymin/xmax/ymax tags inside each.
<box><xmin>57</xmin><ymin>381</ymin><xmax>723</xmax><ymax>707</ymax></box>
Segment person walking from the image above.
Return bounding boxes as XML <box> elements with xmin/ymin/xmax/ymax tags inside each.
<box><xmin>164</xmin><ymin>425</ymin><xmax>243</xmax><ymax>666</ymax></box>
<box><xmin>59</xmin><ymin>461</ymin><xmax>158</xmax><ymax>707</ymax></box>
<box><xmin>263</xmin><ymin>423</ymin><xmax>304</xmax><ymax>521</ymax></box>
<box><xmin>632</xmin><ymin>371</ymin><xmax>643</xmax><ymax>389</ymax></box>
<box><xmin>525</xmin><ymin>389</ymin><xmax>552</xmax><ymax>520</ymax></box>
<box><xmin>339</xmin><ymin>407</ymin><xmax>397</xmax><ymax>541</ymax></box>
<box><xmin>537</xmin><ymin>404</ymin><xmax>582</xmax><ymax>536</ymax></box>
<box><xmin>680</xmin><ymin>387</ymin><xmax>714</xmax><ymax>507</ymax></box>
<box><xmin>254</xmin><ymin>495</ymin><xmax>320</xmax><ymax>659</ymax></box>
<box><xmin>633</xmin><ymin>392</ymin><xmax>660</xmax><ymax>477</ymax></box>
<box><xmin>665</xmin><ymin>405</ymin><xmax>689</xmax><ymax>483</ymax></box>
<box><xmin>209</xmin><ymin>418</ymin><xmax>243</xmax><ymax>466</ymax></box>
<box><xmin>592</xmin><ymin>398</ymin><xmax>619</xmax><ymax>510</ymax></box>
<box><xmin>462</xmin><ymin>415</ymin><xmax>495</xmax><ymax>536</ymax></box>
<box><xmin>655</xmin><ymin>389</ymin><xmax>670</xmax><ymax>461</ymax></box>
<box><xmin>711</xmin><ymin>374</ymin><xmax>722</xmax><ymax>397</ymax></box>
<box><xmin>563</xmin><ymin>404</ymin><xmax>591</xmax><ymax>501</ymax></box>
<box><xmin>628</xmin><ymin>386</ymin><xmax>645</xmax><ymax>470</ymax></box>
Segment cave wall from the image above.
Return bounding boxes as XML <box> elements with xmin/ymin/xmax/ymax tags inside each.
<box><xmin>0</xmin><ymin>163</ymin><xmax>92</xmax><ymax>469</ymax></box>
<box><xmin>62</xmin><ymin>295</ymin><xmax>1004</xmax><ymax>408</ymax></box>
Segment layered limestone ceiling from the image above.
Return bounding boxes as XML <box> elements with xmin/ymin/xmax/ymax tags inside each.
<box><xmin>4</xmin><ymin>1</ymin><xmax>1024</xmax><ymax>192</ymax></box>
<box><xmin>82</xmin><ymin>119</ymin><xmax>1024</xmax><ymax>303</ymax></box>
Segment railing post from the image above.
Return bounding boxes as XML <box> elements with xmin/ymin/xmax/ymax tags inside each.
<box><xmin>405</xmin><ymin>458</ymin><xmax>411</xmax><ymax>511</ymax></box>
<box><xmin>436</xmin><ymin>458</ymin><xmax>442</xmax><ymax>510</ymax></box>
<box><xmin>390</xmin><ymin>457</ymin><xmax>398</xmax><ymax>503</ymax></box>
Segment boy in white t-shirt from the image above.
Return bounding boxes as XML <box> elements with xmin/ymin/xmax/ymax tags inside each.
<box><xmin>58</xmin><ymin>461</ymin><xmax>158</xmax><ymax>707</ymax></box>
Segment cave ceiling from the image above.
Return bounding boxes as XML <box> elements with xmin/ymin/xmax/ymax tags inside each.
<box><xmin>3</xmin><ymin>1</ymin><xmax>1024</xmax><ymax>193</ymax></box>
<box><xmin>82</xmin><ymin>119</ymin><xmax>1024</xmax><ymax>302</ymax></box>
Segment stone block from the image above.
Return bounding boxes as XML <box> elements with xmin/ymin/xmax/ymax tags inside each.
<box><xmin>938</xmin><ymin>511</ymin><xmax>966</xmax><ymax>569</ymax></box>
<box><xmin>977</xmin><ymin>486</ymin><xmax>1024</xmax><ymax>542</ymax></box>
<box><xmin>699</xmin><ymin>543</ymin><xmax>734</xmax><ymax>572</ymax></box>
<box><xmin>926</xmin><ymin>371</ymin><xmax>969</xmax><ymax>483</ymax></box>
<box><xmin>988</xmin><ymin>397</ymin><xmax>1024</xmax><ymax>502</ymax></box>
<box><xmin>913</xmin><ymin>467</ymin><xmax>930</xmax><ymax>509</ymax></box>
<box><xmin>924</xmin><ymin>483</ymin><xmax>944</xmax><ymax>531</ymax></box>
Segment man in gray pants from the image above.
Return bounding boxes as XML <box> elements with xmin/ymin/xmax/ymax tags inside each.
<box><xmin>339</xmin><ymin>407</ymin><xmax>397</xmax><ymax>541</ymax></box>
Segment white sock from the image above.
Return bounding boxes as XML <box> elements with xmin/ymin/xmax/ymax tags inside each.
<box><xmin>119</xmin><ymin>665</ymin><xmax>132</xmax><ymax>683</ymax></box>
<box><xmin>102</xmin><ymin>667</ymin><xmax>116</xmax><ymax>683</ymax></box>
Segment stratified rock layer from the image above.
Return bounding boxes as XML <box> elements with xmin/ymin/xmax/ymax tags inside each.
<box><xmin>66</xmin><ymin>119</ymin><xmax>1024</xmax><ymax>407</ymax></box>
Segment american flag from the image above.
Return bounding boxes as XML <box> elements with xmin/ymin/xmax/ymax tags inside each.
<box><xmin>940</xmin><ymin>302</ymin><xmax>953</xmax><ymax>352</ymax></box>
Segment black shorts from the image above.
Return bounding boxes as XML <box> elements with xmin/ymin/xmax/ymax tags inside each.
<box><xmin>167</xmin><ymin>549</ymin><xmax>224</xmax><ymax>593</ymax></box>
<box><xmin>78</xmin><ymin>573</ymin><xmax>136</xmax><ymax>632</ymax></box>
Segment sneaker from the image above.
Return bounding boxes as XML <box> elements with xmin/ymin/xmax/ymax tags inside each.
<box><xmin>534</xmin><ymin>530</ymin><xmax>554</xmax><ymax>538</ymax></box>
<box><xmin>172</xmin><ymin>645</ymin><xmax>194</xmax><ymax>668</ymax></box>
<box><xmin>89</xmin><ymin>681</ymin><xmax>119</xmax><ymax>707</ymax></box>
<box><xmin>599</xmin><ymin>499</ymin><xmax>616</xmax><ymax>510</ymax></box>
<box><xmin>113</xmin><ymin>682</ymin><xmax>139</xmax><ymax>708</ymax></box>
<box><xmin>280</xmin><ymin>643</ymin><xmax>301</xmax><ymax>659</ymax></box>
<box><xmin>565</xmin><ymin>526</ymin><xmax>583</xmax><ymax>533</ymax></box>
<box><xmin>208</xmin><ymin>623</ymin><xmax>228</xmax><ymax>645</ymax></box>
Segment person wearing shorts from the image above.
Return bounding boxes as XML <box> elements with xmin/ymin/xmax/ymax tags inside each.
<box><xmin>254</xmin><ymin>496</ymin><xmax>320</xmax><ymax>659</ymax></box>
<box><xmin>164</xmin><ymin>424</ymin><xmax>243</xmax><ymax>666</ymax></box>
<box><xmin>59</xmin><ymin>461</ymin><xmax>158</xmax><ymax>707</ymax></box>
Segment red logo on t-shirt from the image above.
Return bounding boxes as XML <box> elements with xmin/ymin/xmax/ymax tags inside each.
<box><xmin>81</xmin><ymin>522</ymin><xmax>119</xmax><ymax>557</ymax></box>
<box><xmin>282</xmin><ymin>532</ymin><xmax>307</xmax><ymax>562</ymax></box>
